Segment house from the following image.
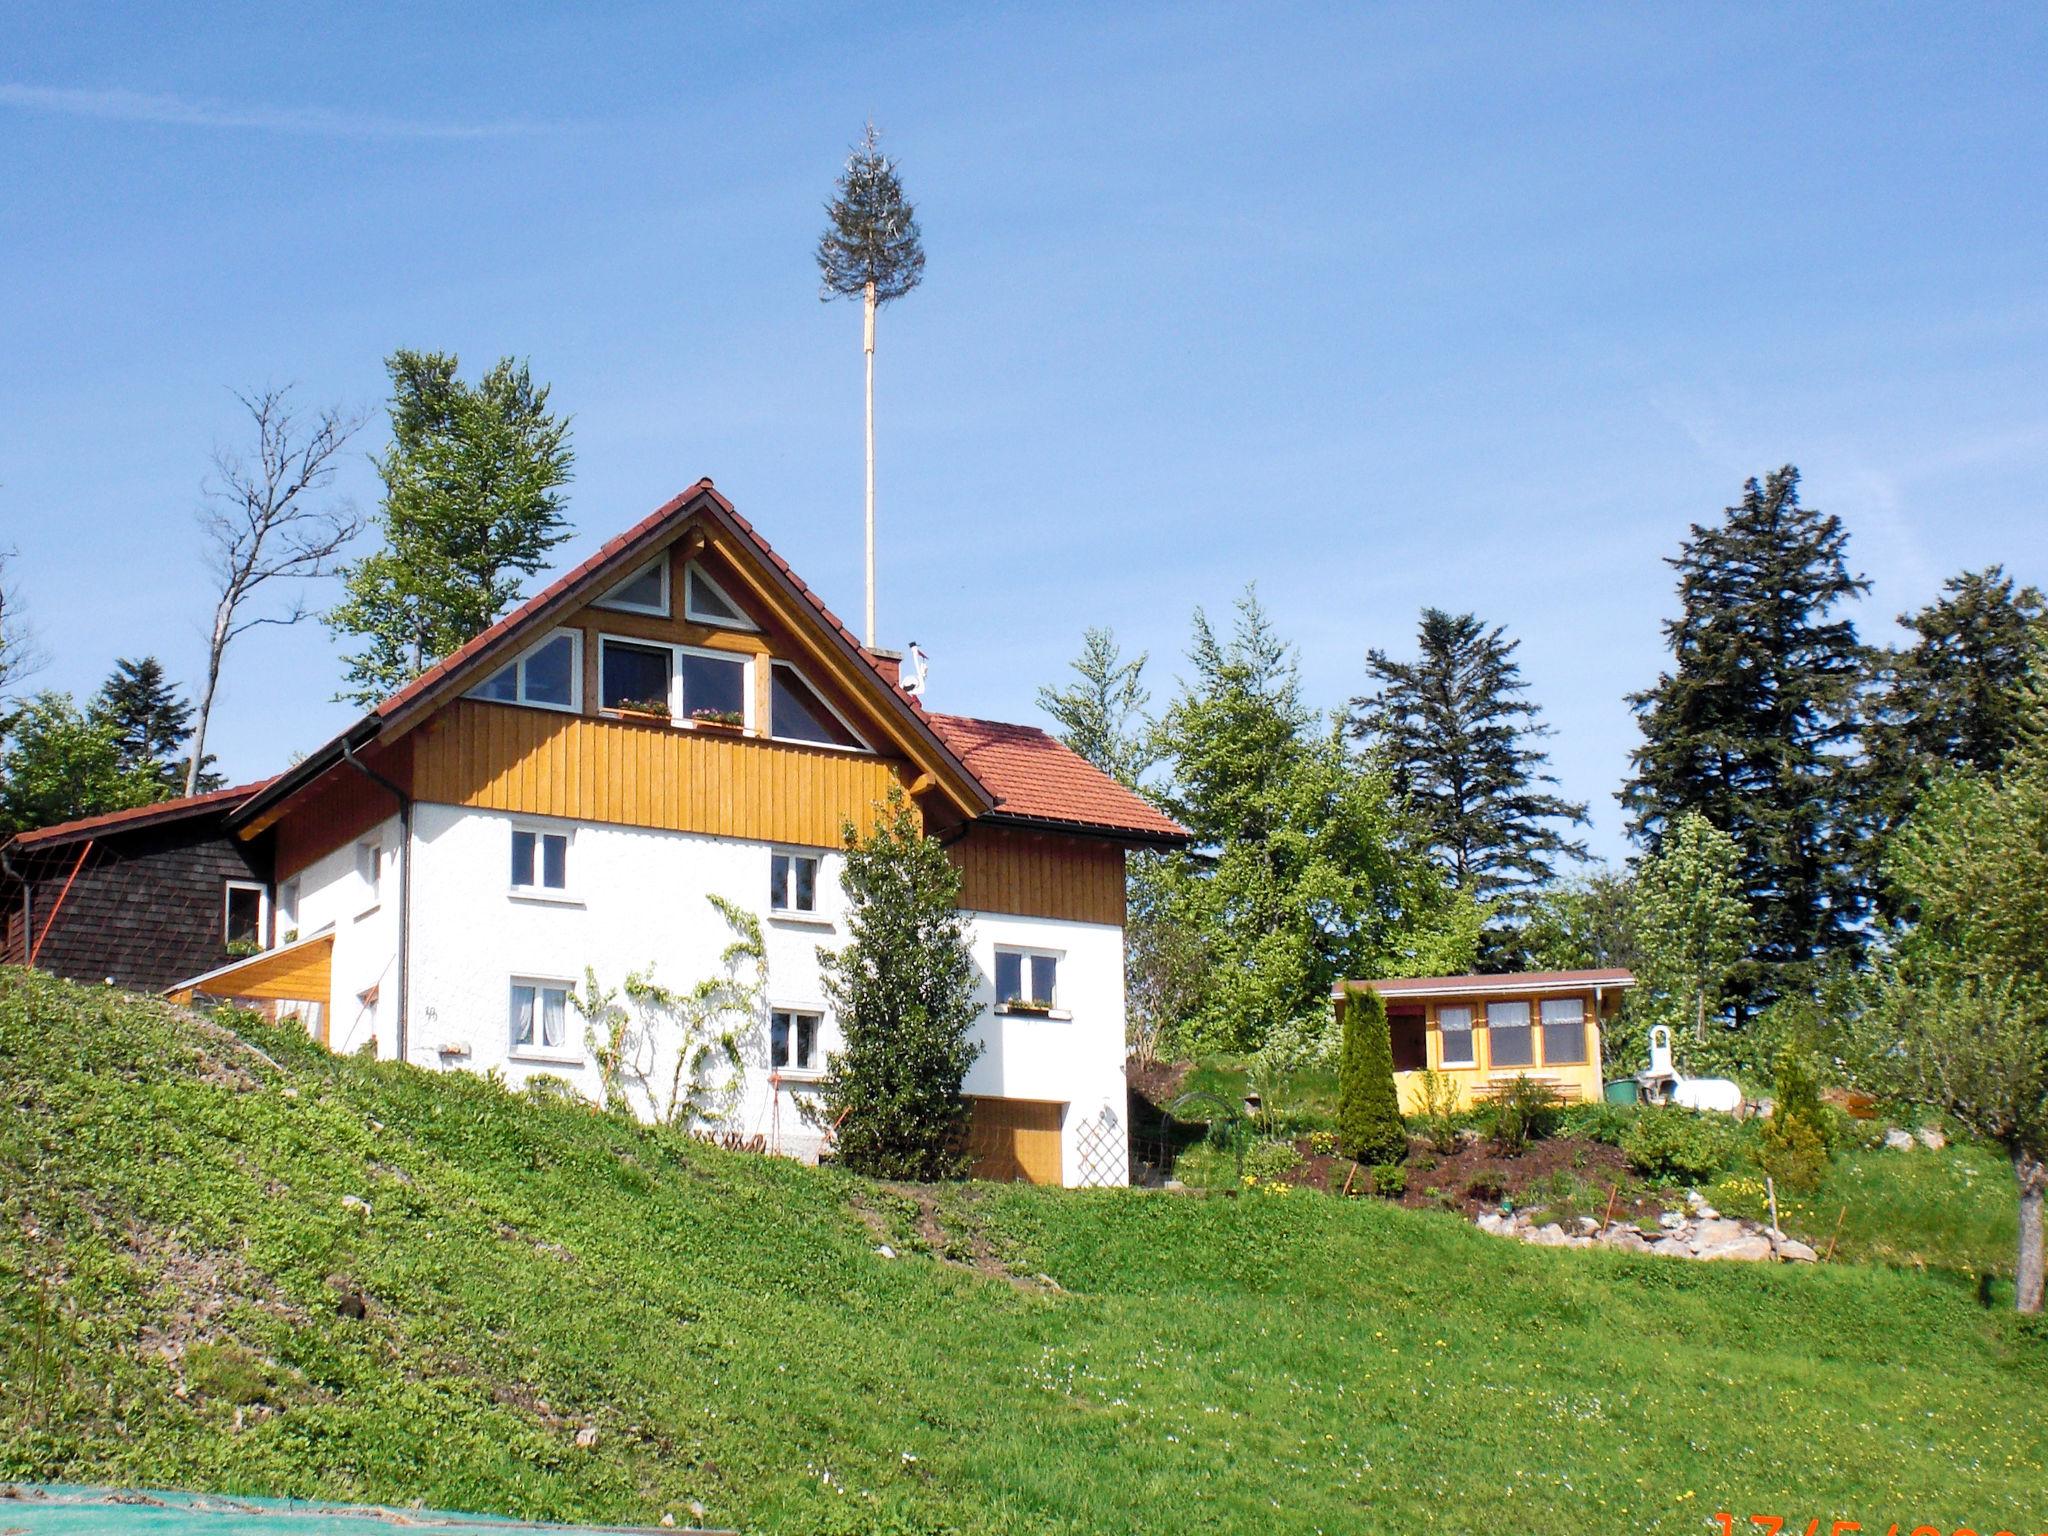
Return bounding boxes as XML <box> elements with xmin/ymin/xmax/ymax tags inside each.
<box><xmin>1</xmin><ymin>782</ymin><xmax>275</xmax><ymax>992</ymax></box>
<box><xmin>1332</xmin><ymin>968</ymin><xmax>1633</xmax><ymax>1111</ymax></box>
<box><xmin>130</xmin><ymin>480</ymin><xmax>1185</xmax><ymax>1186</ymax></box>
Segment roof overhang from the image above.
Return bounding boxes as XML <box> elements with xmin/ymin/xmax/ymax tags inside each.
<box><xmin>1333</xmin><ymin>971</ymin><xmax>1637</xmax><ymax>1002</ymax></box>
<box><xmin>974</xmin><ymin>810</ymin><xmax>1191</xmax><ymax>849</ymax></box>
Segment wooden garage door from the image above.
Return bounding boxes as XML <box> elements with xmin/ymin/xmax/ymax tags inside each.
<box><xmin>965</xmin><ymin>1097</ymin><xmax>1065</xmax><ymax>1184</ymax></box>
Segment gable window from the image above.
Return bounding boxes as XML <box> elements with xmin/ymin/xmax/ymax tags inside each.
<box><xmin>1540</xmin><ymin>996</ymin><xmax>1587</xmax><ymax>1065</ymax></box>
<box><xmin>770</xmin><ymin>851</ymin><xmax>820</xmax><ymax>913</ymax></box>
<box><xmin>1437</xmin><ymin>1003</ymin><xmax>1476</xmax><ymax>1068</ymax></box>
<box><xmin>600</xmin><ymin>638</ymin><xmax>673</xmax><ymax>718</ymax></box>
<box><xmin>680</xmin><ymin>646</ymin><xmax>748</xmax><ymax>723</ymax></box>
<box><xmin>770</xmin><ymin>661</ymin><xmax>867</xmax><ymax>750</ymax></box>
<box><xmin>356</xmin><ymin>841</ymin><xmax>383</xmax><ymax>910</ymax></box>
<box><xmin>594</xmin><ymin>556</ymin><xmax>669</xmax><ymax>616</ymax></box>
<box><xmin>1487</xmin><ymin>999</ymin><xmax>1535</xmax><ymax>1069</ymax></box>
<box><xmin>511</xmin><ymin>979</ymin><xmax>575</xmax><ymax>1059</ymax></box>
<box><xmin>684</xmin><ymin>563</ymin><xmax>756</xmax><ymax>629</ymax></box>
<box><xmin>995</xmin><ymin>948</ymin><xmax>1059</xmax><ymax>1011</ymax></box>
<box><xmin>770</xmin><ymin>1009</ymin><xmax>822</xmax><ymax>1075</ymax></box>
<box><xmin>469</xmin><ymin>630</ymin><xmax>580</xmax><ymax>712</ymax></box>
<box><xmin>511</xmin><ymin>827</ymin><xmax>570</xmax><ymax>893</ymax></box>
<box><xmin>224</xmin><ymin>880</ymin><xmax>267</xmax><ymax>949</ymax></box>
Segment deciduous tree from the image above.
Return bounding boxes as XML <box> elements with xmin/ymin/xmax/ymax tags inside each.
<box><xmin>329</xmin><ymin>351</ymin><xmax>573</xmax><ymax>704</ymax></box>
<box><xmin>1633</xmin><ymin>811</ymin><xmax>1754</xmax><ymax>1048</ymax></box>
<box><xmin>0</xmin><ymin>692</ymin><xmax>162</xmax><ymax>833</ymax></box>
<box><xmin>191</xmin><ymin>386</ymin><xmax>364</xmax><ymax>793</ymax></box>
<box><xmin>812</xmin><ymin>787</ymin><xmax>982</xmax><ymax>1180</ymax></box>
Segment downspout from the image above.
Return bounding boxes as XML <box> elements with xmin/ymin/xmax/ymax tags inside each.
<box><xmin>342</xmin><ymin>741</ymin><xmax>412</xmax><ymax>1065</ymax></box>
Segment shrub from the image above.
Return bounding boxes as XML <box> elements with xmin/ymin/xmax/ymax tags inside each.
<box><xmin>1758</xmin><ymin>1113</ymin><xmax>1827</xmax><ymax>1193</ymax></box>
<box><xmin>1414</xmin><ymin>1067</ymin><xmax>1462</xmax><ymax>1154</ymax></box>
<box><xmin>1484</xmin><ymin>1076</ymin><xmax>1562</xmax><ymax>1156</ymax></box>
<box><xmin>1242</xmin><ymin>1138</ymin><xmax>1303</xmax><ymax>1183</ymax></box>
<box><xmin>1555</xmin><ymin>1101</ymin><xmax>1634</xmax><ymax>1147</ymax></box>
<box><xmin>1371</xmin><ymin>1162</ymin><xmax>1408</xmax><ymax>1198</ymax></box>
<box><xmin>184</xmin><ymin>1342</ymin><xmax>276</xmax><ymax>1406</ymax></box>
<box><xmin>1306</xmin><ymin>1129</ymin><xmax>1338</xmax><ymax>1157</ymax></box>
<box><xmin>1622</xmin><ymin>1107</ymin><xmax>1741</xmax><ymax>1182</ymax></box>
<box><xmin>1771</xmin><ymin>1044</ymin><xmax>1837</xmax><ymax>1153</ymax></box>
<box><xmin>1338</xmin><ymin>987</ymin><xmax>1407</xmax><ymax>1165</ymax></box>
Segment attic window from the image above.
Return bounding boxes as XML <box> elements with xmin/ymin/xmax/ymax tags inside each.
<box><xmin>684</xmin><ymin>564</ymin><xmax>756</xmax><ymax>630</ymax></box>
<box><xmin>469</xmin><ymin>630</ymin><xmax>579</xmax><ymax>712</ymax></box>
<box><xmin>594</xmin><ymin>556</ymin><xmax>670</xmax><ymax>616</ymax></box>
<box><xmin>770</xmin><ymin>662</ymin><xmax>866</xmax><ymax>750</ymax></box>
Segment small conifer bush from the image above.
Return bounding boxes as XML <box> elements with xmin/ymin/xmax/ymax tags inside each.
<box><xmin>1338</xmin><ymin>986</ymin><xmax>1407</xmax><ymax>1165</ymax></box>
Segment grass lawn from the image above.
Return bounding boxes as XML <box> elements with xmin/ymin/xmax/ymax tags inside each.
<box><xmin>4</xmin><ymin>970</ymin><xmax>2045</xmax><ymax>1535</ymax></box>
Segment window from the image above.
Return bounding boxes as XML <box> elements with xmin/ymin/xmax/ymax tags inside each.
<box><xmin>511</xmin><ymin>827</ymin><xmax>569</xmax><ymax>893</ymax></box>
<box><xmin>771</xmin><ymin>661</ymin><xmax>866</xmax><ymax>749</ymax></box>
<box><xmin>600</xmin><ymin>638</ymin><xmax>673</xmax><ymax>717</ymax></box>
<box><xmin>995</xmin><ymin>949</ymin><xmax>1059</xmax><ymax>1008</ymax></box>
<box><xmin>224</xmin><ymin>880</ymin><xmax>267</xmax><ymax>948</ymax></box>
<box><xmin>356</xmin><ymin>841</ymin><xmax>382</xmax><ymax>908</ymax></box>
<box><xmin>684</xmin><ymin>563</ymin><xmax>755</xmax><ymax>629</ymax></box>
<box><xmin>469</xmin><ymin>630</ymin><xmax>580</xmax><ymax>711</ymax></box>
<box><xmin>1487</xmin><ymin>999</ymin><xmax>1534</xmax><ymax>1068</ymax></box>
<box><xmin>1541</xmin><ymin>996</ymin><xmax>1587</xmax><ymax>1065</ymax></box>
<box><xmin>278</xmin><ymin>878</ymin><xmax>300</xmax><ymax>940</ymax></box>
<box><xmin>679</xmin><ymin>647</ymin><xmax>747</xmax><ymax>723</ymax></box>
<box><xmin>594</xmin><ymin>556</ymin><xmax>669</xmax><ymax>616</ymax></box>
<box><xmin>770</xmin><ymin>1009</ymin><xmax>821</xmax><ymax>1074</ymax></box>
<box><xmin>511</xmin><ymin>979</ymin><xmax>574</xmax><ymax>1057</ymax></box>
<box><xmin>770</xmin><ymin>851</ymin><xmax>820</xmax><ymax>913</ymax></box>
<box><xmin>1437</xmin><ymin>1003</ymin><xmax>1475</xmax><ymax>1068</ymax></box>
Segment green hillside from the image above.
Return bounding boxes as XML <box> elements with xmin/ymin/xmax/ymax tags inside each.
<box><xmin>2</xmin><ymin>969</ymin><xmax>2043</xmax><ymax>1535</ymax></box>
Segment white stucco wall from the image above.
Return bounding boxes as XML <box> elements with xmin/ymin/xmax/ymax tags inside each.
<box><xmin>278</xmin><ymin>802</ymin><xmax>1129</xmax><ymax>1186</ymax></box>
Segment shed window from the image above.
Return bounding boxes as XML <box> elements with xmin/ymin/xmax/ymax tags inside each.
<box><xmin>771</xmin><ymin>662</ymin><xmax>865</xmax><ymax>749</ymax></box>
<box><xmin>1541</xmin><ymin>997</ymin><xmax>1587</xmax><ymax>1065</ymax></box>
<box><xmin>1438</xmin><ymin>1004</ymin><xmax>1475</xmax><ymax>1067</ymax></box>
<box><xmin>1487</xmin><ymin>1000</ymin><xmax>1534</xmax><ymax>1069</ymax></box>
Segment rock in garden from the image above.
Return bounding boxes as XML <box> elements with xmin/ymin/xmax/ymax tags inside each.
<box><xmin>1529</xmin><ymin>1223</ymin><xmax>1570</xmax><ymax>1247</ymax></box>
<box><xmin>1693</xmin><ymin>1218</ymin><xmax>1747</xmax><ymax>1249</ymax></box>
<box><xmin>1699</xmin><ymin>1234</ymin><xmax>1776</xmax><ymax>1263</ymax></box>
<box><xmin>1694</xmin><ymin>1206</ymin><xmax>1720</xmax><ymax>1220</ymax></box>
<box><xmin>1575</xmin><ymin>1216</ymin><xmax>1599</xmax><ymax>1234</ymax></box>
<box><xmin>1885</xmin><ymin>1127</ymin><xmax>1916</xmax><ymax>1151</ymax></box>
<box><xmin>1773</xmin><ymin>1238</ymin><xmax>1819</xmax><ymax>1262</ymax></box>
<box><xmin>574</xmin><ymin>1425</ymin><xmax>599</xmax><ymax>1449</ymax></box>
<box><xmin>1916</xmin><ymin>1127</ymin><xmax>1947</xmax><ymax>1150</ymax></box>
<box><xmin>874</xmin><ymin>1244</ymin><xmax>896</xmax><ymax>1259</ymax></box>
<box><xmin>1600</xmin><ymin>1227</ymin><xmax>1650</xmax><ymax>1252</ymax></box>
<box><xmin>1658</xmin><ymin>1211</ymin><xmax>1687</xmax><ymax>1230</ymax></box>
<box><xmin>340</xmin><ymin>1195</ymin><xmax>371</xmax><ymax>1217</ymax></box>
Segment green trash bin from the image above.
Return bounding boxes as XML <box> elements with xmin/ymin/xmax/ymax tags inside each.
<box><xmin>1604</xmin><ymin>1078</ymin><xmax>1641</xmax><ymax>1106</ymax></box>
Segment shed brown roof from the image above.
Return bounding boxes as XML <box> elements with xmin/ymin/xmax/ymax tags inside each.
<box><xmin>5</xmin><ymin>780</ymin><xmax>273</xmax><ymax>851</ymax></box>
<box><xmin>1333</xmin><ymin>968</ymin><xmax>1636</xmax><ymax>1000</ymax></box>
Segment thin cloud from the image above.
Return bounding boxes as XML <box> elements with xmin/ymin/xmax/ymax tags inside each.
<box><xmin>0</xmin><ymin>82</ymin><xmax>546</xmax><ymax>140</ymax></box>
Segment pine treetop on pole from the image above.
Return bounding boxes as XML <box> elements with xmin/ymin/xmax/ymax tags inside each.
<box><xmin>816</xmin><ymin>123</ymin><xmax>926</xmax><ymax>305</ymax></box>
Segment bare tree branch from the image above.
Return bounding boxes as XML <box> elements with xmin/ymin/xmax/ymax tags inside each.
<box><xmin>0</xmin><ymin>541</ymin><xmax>47</xmax><ymax>699</ymax></box>
<box><xmin>189</xmin><ymin>385</ymin><xmax>366</xmax><ymax>794</ymax></box>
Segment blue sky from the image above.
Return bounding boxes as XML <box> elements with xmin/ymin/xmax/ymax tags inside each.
<box><xmin>3</xmin><ymin>3</ymin><xmax>2044</xmax><ymax>861</ymax></box>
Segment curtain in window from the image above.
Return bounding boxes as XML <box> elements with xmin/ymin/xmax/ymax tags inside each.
<box><xmin>1438</xmin><ymin>1004</ymin><xmax>1475</xmax><ymax>1066</ymax></box>
<box><xmin>540</xmin><ymin>988</ymin><xmax>566</xmax><ymax>1048</ymax></box>
<box><xmin>513</xmin><ymin>984</ymin><xmax>536</xmax><ymax>1047</ymax></box>
<box><xmin>1540</xmin><ymin>997</ymin><xmax>1587</xmax><ymax>1064</ymax></box>
<box><xmin>1487</xmin><ymin>1000</ymin><xmax>1534</xmax><ymax>1068</ymax></box>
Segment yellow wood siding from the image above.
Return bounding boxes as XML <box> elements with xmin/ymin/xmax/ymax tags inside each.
<box><xmin>411</xmin><ymin>698</ymin><xmax>911</xmax><ymax>846</ymax></box>
<box><xmin>168</xmin><ymin>934</ymin><xmax>332</xmax><ymax>1009</ymax></box>
<box><xmin>949</xmin><ymin>826</ymin><xmax>1126</xmax><ymax>926</ymax></box>
<box><xmin>1380</xmin><ymin>989</ymin><xmax>1609</xmax><ymax>1111</ymax></box>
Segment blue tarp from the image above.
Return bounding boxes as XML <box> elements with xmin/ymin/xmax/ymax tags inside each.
<box><xmin>0</xmin><ymin>1488</ymin><xmax>708</xmax><ymax>1535</ymax></box>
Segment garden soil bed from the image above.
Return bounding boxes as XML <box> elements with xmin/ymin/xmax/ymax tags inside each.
<box><xmin>1290</xmin><ymin>1133</ymin><xmax>1672</xmax><ymax>1223</ymax></box>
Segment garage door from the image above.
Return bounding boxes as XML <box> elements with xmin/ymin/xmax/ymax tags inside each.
<box><xmin>965</xmin><ymin>1097</ymin><xmax>1065</xmax><ymax>1184</ymax></box>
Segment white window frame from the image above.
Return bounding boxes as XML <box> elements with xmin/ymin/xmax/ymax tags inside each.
<box><xmin>1436</xmin><ymin>1003</ymin><xmax>1476</xmax><ymax>1068</ymax></box>
<box><xmin>591</xmin><ymin>555</ymin><xmax>671</xmax><ymax>617</ymax></box>
<box><xmin>509</xmin><ymin>822</ymin><xmax>576</xmax><ymax>903</ymax></box>
<box><xmin>466</xmin><ymin>627</ymin><xmax>583</xmax><ymax>714</ymax></box>
<box><xmin>768</xmin><ymin>660</ymin><xmax>872</xmax><ymax>753</ymax></box>
<box><xmin>277</xmin><ymin>877</ymin><xmax>301</xmax><ymax>942</ymax></box>
<box><xmin>1539</xmin><ymin>995</ymin><xmax>1589</xmax><ymax>1066</ymax></box>
<box><xmin>770</xmin><ymin>847</ymin><xmax>823</xmax><ymax>921</ymax></box>
<box><xmin>683</xmin><ymin>561</ymin><xmax>758</xmax><ymax>631</ymax></box>
<box><xmin>223</xmin><ymin>879</ymin><xmax>269</xmax><ymax>949</ymax></box>
<box><xmin>768</xmin><ymin>1006</ymin><xmax>826</xmax><ymax>1080</ymax></box>
<box><xmin>509</xmin><ymin>976</ymin><xmax>580</xmax><ymax>1064</ymax></box>
<box><xmin>597</xmin><ymin>633</ymin><xmax>756</xmax><ymax>731</ymax></box>
<box><xmin>355</xmin><ymin>840</ymin><xmax>383</xmax><ymax>915</ymax></box>
<box><xmin>993</xmin><ymin>945</ymin><xmax>1067</xmax><ymax>1018</ymax></box>
<box><xmin>1486</xmin><ymin>999</ymin><xmax>1536</xmax><ymax>1070</ymax></box>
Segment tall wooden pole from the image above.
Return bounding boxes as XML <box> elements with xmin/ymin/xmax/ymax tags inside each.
<box><xmin>863</xmin><ymin>278</ymin><xmax>877</xmax><ymax>648</ymax></box>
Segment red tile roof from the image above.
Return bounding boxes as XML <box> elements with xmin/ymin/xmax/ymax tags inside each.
<box><xmin>925</xmin><ymin>714</ymin><xmax>1187</xmax><ymax>842</ymax></box>
<box><xmin>6</xmin><ymin>779</ymin><xmax>274</xmax><ymax>850</ymax></box>
<box><xmin>1334</xmin><ymin>968</ymin><xmax>1636</xmax><ymax>1000</ymax></box>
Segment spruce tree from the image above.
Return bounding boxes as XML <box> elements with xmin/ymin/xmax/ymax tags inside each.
<box><xmin>1036</xmin><ymin>626</ymin><xmax>1154</xmax><ymax>787</ymax></box>
<box><xmin>1352</xmin><ymin>607</ymin><xmax>1588</xmax><ymax>954</ymax></box>
<box><xmin>1621</xmin><ymin>467</ymin><xmax>1868</xmax><ymax>1010</ymax></box>
<box><xmin>814</xmin><ymin>787</ymin><xmax>983</xmax><ymax>1180</ymax></box>
<box><xmin>1859</xmin><ymin>566</ymin><xmax>2046</xmax><ymax>901</ymax></box>
<box><xmin>328</xmin><ymin>351</ymin><xmax>573</xmax><ymax>704</ymax></box>
<box><xmin>1337</xmin><ymin>986</ymin><xmax>1407</xmax><ymax>1166</ymax></box>
<box><xmin>91</xmin><ymin>656</ymin><xmax>201</xmax><ymax>793</ymax></box>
